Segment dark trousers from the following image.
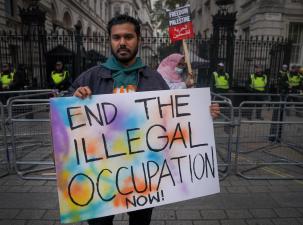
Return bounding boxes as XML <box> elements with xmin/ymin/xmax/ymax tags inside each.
<box><xmin>246</xmin><ymin>94</ymin><xmax>265</xmax><ymax>120</ymax></box>
<box><xmin>87</xmin><ymin>208</ymin><xmax>153</xmax><ymax>225</ymax></box>
<box><xmin>287</xmin><ymin>89</ymin><xmax>302</xmax><ymax>115</ymax></box>
<box><xmin>269</xmin><ymin>95</ymin><xmax>285</xmax><ymax>142</ymax></box>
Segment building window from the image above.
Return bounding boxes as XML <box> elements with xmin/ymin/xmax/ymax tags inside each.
<box><xmin>124</xmin><ymin>5</ymin><xmax>130</xmax><ymax>15</ymax></box>
<box><xmin>204</xmin><ymin>0</ymin><xmax>210</xmax><ymax>14</ymax></box>
<box><xmin>104</xmin><ymin>1</ymin><xmax>108</xmax><ymax>22</ymax></box>
<box><xmin>289</xmin><ymin>22</ymin><xmax>303</xmax><ymax>65</ymax></box>
<box><xmin>243</xmin><ymin>27</ymin><xmax>250</xmax><ymax>39</ymax></box>
<box><xmin>5</xmin><ymin>0</ymin><xmax>14</xmax><ymax>17</ymax></box>
<box><xmin>113</xmin><ymin>5</ymin><xmax>121</xmax><ymax>16</ymax></box>
<box><xmin>100</xmin><ymin>0</ymin><xmax>102</xmax><ymax>16</ymax></box>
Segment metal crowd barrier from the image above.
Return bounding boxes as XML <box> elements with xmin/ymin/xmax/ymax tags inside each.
<box><xmin>6</xmin><ymin>92</ymin><xmax>57</xmax><ymax>180</ymax></box>
<box><xmin>0</xmin><ymin>101</ymin><xmax>9</xmax><ymax>177</ymax></box>
<box><xmin>2</xmin><ymin>90</ymin><xmax>302</xmax><ymax>181</ymax></box>
<box><xmin>0</xmin><ymin>90</ymin><xmax>57</xmax><ymax>179</ymax></box>
<box><xmin>0</xmin><ymin>89</ymin><xmax>56</xmax><ymax>106</ymax></box>
<box><xmin>235</xmin><ymin>100</ymin><xmax>303</xmax><ymax>180</ymax></box>
<box><xmin>8</xmin><ymin>98</ymin><xmax>55</xmax><ymax>180</ymax></box>
<box><xmin>213</xmin><ymin>92</ymin><xmax>283</xmax><ymax>117</ymax></box>
<box><xmin>211</xmin><ymin>93</ymin><xmax>234</xmax><ymax>180</ymax></box>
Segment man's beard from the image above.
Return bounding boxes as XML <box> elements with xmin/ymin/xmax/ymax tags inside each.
<box><xmin>111</xmin><ymin>45</ymin><xmax>138</xmax><ymax>64</ymax></box>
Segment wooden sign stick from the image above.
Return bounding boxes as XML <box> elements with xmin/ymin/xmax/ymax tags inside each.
<box><xmin>182</xmin><ymin>39</ymin><xmax>193</xmax><ymax>80</ymax></box>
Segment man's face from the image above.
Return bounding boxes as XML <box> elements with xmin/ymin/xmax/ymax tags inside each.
<box><xmin>2</xmin><ymin>64</ymin><xmax>9</xmax><ymax>72</ymax></box>
<box><xmin>55</xmin><ymin>64</ymin><xmax>63</xmax><ymax>71</ymax></box>
<box><xmin>177</xmin><ymin>58</ymin><xmax>186</xmax><ymax>69</ymax></box>
<box><xmin>110</xmin><ymin>23</ymin><xmax>140</xmax><ymax>65</ymax></box>
<box><xmin>255</xmin><ymin>67</ymin><xmax>262</xmax><ymax>74</ymax></box>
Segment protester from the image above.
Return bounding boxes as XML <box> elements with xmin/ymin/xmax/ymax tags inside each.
<box><xmin>157</xmin><ymin>53</ymin><xmax>194</xmax><ymax>89</ymax></box>
<box><xmin>68</xmin><ymin>14</ymin><xmax>220</xmax><ymax>225</ymax></box>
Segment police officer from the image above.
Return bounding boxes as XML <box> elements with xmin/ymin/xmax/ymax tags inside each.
<box><xmin>246</xmin><ymin>64</ymin><xmax>268</xmax><ymax>120</ymax></box>
<box><xmin>0</xmin><ymin>63</ymin><xmax>15</xmax><ymax>91</ymax></box>
<box><xmin>286</xmin><ymin>65</ymin><xmax>303</xmax><ymax>116</ymax></box>
<box><xmin>211</xmin><ymin>62</ymin><xmax>230</xmax><ymax>93</ymax></box>
<box><xmin>270</xmin><ymin>64</ymin><xmax>289</xmax><ymax>142</ymax></box>
<box><xmin>278</xmin><ymin>64</ymin><xmax>289</xmax><ymax>94</ymax></box>
<box><xmin>299</xmin><ymin>66</ymin><xmax>303</xmax><ymax>78</ymax></box>
<box><xmin>287</xmin><ymin>65</ymin><xmax>302</xmax><ymax>94</ymax></box>
<box><xmin>50</xmin><ymin>61</ymin><xmax>71</xmax><ymax>91</ymax></box>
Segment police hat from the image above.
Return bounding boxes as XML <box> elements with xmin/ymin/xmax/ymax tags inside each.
<box><xmin>218</xmin><ymin>62</ymin><xmax>224</xmax><ymax>67</ymax></box>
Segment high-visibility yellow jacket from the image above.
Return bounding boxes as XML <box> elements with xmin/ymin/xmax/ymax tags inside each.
<box><xmin>287</xmin><ymin>73</ymin><xmax>302</xmax><ymax>88</ymax></box>
<box><xmin>51</xmin><ymin>70</ymin><xmax>69</xmax><ymax>85</ymax></box>
<box><xmin>0</xmin><ymin>72</ymin><xmax>14</xmax><ymax>89</ymax></box>
<box><xmin>213</xmin><ymin>71</ymin><xmax>230</xmax><ymax>89</ymax></box>
<box><xmin>250</xmin><ymin>73</ymin><xmax>267</xmax><ymax>92</ymax></box>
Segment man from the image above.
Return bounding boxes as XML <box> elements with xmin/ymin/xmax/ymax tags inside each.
<box><xmin>210</xmin><ymin>62</ymin><xmax>230</xmax><ymax>93</ymax></box>
<box><xmin>246</xmin><ymin>64</ymin><xmax>268</xmax><ymax>120</ymax></box>
<box><xmin>299</xmin><ymin>66</ymin><xmax>303</xmax><ymax>78</ymax></box>
<box><xmin>270</xmin><ymin>64</ymin><xmax>289</xmax><ymax>142</ymax></box>
<box><xmin>287</xmin><ymin>64</ymin><xmax>302</xmax><ymax>94</ymax></box>
<box><xmin>299</xmin><ymin>66</ymin><xmax>303</xmax><ymax>93</ymax></box>
<box><xmin>286</xmin><ymin>65</ymin><xmax>303</xmax><ymax>117</ymax></box>
<box><xmin>50</xmin><ymin>61</ymin><xmax>71</xmax><ymax>91</ymax></box>
<box><xmin>69</xmin><ymin>15</ymin><xmax>220</xmax><ymax>225</ymax></box>
<box><xmin>0</xmin><ymin>63</ymin><xmax>15</xmax><ymax>91</ymax></box>
<box><xmin>277</xmin><ymin>64</ymin><xmax>289</xmax><ymax>94</ymax></box>
<box><xmin>210</xmin><ymin>62</ymin><xmax>231</xmax><ymax>132</ymax></box>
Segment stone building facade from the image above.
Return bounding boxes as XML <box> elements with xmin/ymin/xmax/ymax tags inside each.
<box><xmin>0</xmin><ymin>0</ymin><xmax>153</xmax><ymax>35</ymax></box>
<box><xmin>189</xmin><ymin>0</ymin><xmax>303</xmax><ymax>65</ymax></box>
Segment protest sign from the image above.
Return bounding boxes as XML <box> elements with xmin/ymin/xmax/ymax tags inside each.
<box><xmin>168</xmin><ymin>5</ymin><xmax>194</xmax><ymax>42</ymax></box>
<box><xmin>50</xmin><ymin>88</ymin><xmax>219</xmax><ymax>223</ymax></box>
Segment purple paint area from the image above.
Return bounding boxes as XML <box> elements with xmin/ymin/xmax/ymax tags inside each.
<box><xmin>51</xmin><ymin>106</ymin><xmax>69</xmax><ymax>167</ymax></box>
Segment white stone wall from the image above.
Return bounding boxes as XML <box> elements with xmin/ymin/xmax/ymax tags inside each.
<box><xmin>190</xmin><ymin>0</ymin><xmax>303</xmax><ymax>39</ymax></box>
<box><xmin>0</xmin><ymin>0</ymin><xmax>154</xmax><ymax>36</ymax></box>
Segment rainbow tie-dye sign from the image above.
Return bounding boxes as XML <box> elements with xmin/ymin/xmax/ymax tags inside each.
<box><xmin>50</xmin><ymin>88</ymin><xmax>219</xmax><ymax>224</ymax></box>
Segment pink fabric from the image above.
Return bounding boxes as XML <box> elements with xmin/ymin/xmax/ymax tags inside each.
<box><xmin>157</xmin><ymin>53</ymin><xmax>184</xmax><ymax>83</ymax></box>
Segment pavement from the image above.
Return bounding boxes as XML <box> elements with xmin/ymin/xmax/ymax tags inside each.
<box><xmin>0</xmin><ymin>172</ymin><xmax>303</xmax><ymax>225</ymax></box>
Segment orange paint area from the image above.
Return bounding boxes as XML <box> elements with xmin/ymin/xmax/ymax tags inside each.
<box><xmin>113</xmin><ymin>177</ymin><xmax>157</xmax><ymax>208</ymax></box>
<box><xmin>69</xmin><ymin>180</ymin><xmax>94</xmax><ymax>205</ymax></box>
<box><xmin>113</xmin><ymin>85</ymin><xmax>137</xmax><ymax>94</ymax></box>
<box><xmin>167</xmin><ymin>126</ymin><xmax>189</xmax><ymax>144</ymax></box>
<box><xmin>86</xmin><ymin>139</ymin><xmax>103</xmax><ymax>158</ymax></box>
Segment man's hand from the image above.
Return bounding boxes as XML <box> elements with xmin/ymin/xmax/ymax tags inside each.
<box><xmin>73</xmin><ymin>86</ymin><xmax>92</xmax><ymax>99</ymax></box>
<box><xmin>210</xmin><ymin>103</ymin><xmax>220</xmax><ymax>119</ymax></box>
<box><xmin>185</xmin><ymin>76</ymin><xmax>194</xmax><ymax>88</ymax></box>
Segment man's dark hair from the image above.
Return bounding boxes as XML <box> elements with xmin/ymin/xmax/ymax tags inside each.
<box><xmin>107</xmin><ymin>14</ymin><xmax>141</xmax><ymax>37</ymax></box>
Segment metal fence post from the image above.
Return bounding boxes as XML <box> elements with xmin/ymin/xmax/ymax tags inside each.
<box><xmin>75</xmin><ymin>22</ymin><xmax>83</xmax><ymax>77</ymax></box>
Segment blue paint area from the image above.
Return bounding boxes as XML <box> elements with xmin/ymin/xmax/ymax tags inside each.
<box><xmin>60</xmin><ymin>200</ymin><xmax>109</xmax><ymax>223</ymax></box>
<box><xmin>50</xmin><ymin>96</ymin><xmax>95</xmax><ymax>128</ymax></box>
<box><xmin>118</xmin><ymin>113</ymin><xmax>146</xmax><ymax>134</ymax></box>
<box><xmin>146</xmin><ymin>151</ymin><xmax>164</xmax><ymax>164</ymax></box>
